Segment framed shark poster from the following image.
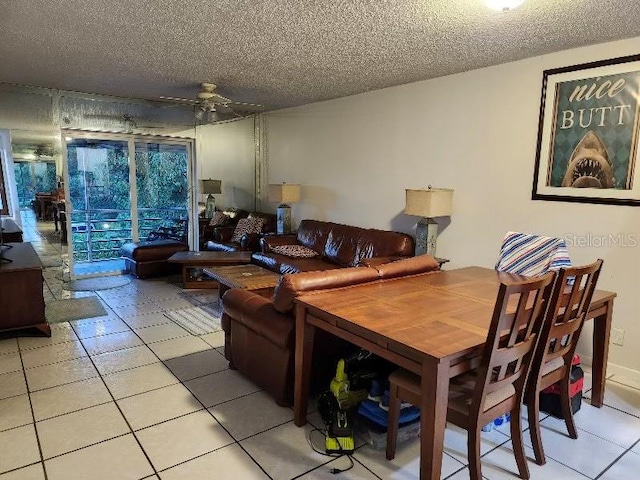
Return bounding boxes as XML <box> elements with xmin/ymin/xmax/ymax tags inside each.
<box><xmin>532</xmin><ymin>54</ymin><xmax>640</xmax><ymax>206</ymax></box>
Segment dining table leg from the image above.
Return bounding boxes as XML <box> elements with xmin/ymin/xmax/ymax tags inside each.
<box><xmin>294</xmin><ymin>303</ymin><xmax>315</xmax><ymax>426</ymax></box>
<box><xmin>420</xmin><ymin>358</ymin><xmax>450</xmax><ymax>480</ymax></box>
<box><xmin>591</xmin><ymin>298</ymin><xmax>614</xmax><ymax>407</ymax></box>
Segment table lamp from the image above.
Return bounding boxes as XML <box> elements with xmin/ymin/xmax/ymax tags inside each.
<box><xmin>404</xmin><ymin>187</ymin><xmax>454</xmax><ymax>257</ymax></box>
<box><xmin>269</xmin><ymin>183</ymin><xmax>301</xmax><ymax>234</ymax></box>
<box><xmin>199</xmin><ymin>179</ymin><xmax>222</xmax><ymax>219</ymax></box>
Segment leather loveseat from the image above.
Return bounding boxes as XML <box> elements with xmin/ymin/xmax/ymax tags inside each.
<box><xmin>252</xmin><ymin>219</ymin><xmax>415</xmax><ymax>274</ymax></box>
<box><xmin>205</xmin><ymin>211</ymin><xmax>277</xmax><ymax>252</ymax></box>
<box><xmin>221</xmin><ymin>254</ymin><xmax>440</xmax><ymax>405</ymax></box>
<box><xmin>199</xmin><ymin>208</ymin><xmax>249</xmax><ymax>248</ymax></box>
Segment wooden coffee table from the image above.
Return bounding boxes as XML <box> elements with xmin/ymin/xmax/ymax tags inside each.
<box><xmin>167</xmin><ymin>251</ymin><xmax>252</xmax><ymax>289</ymax></box>
<box><xmin>202</xmin><ymin>264</ymin><xmax>280</xmax><ymax>300</ymax></box>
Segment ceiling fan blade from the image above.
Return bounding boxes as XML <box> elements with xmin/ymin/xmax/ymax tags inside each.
<box><xmin>214</xmin><ymin>103</ymin><xmax>235</xmax><ymax>114</ymax></box>
<box><xmin>225</xmin><ymin>101</ymin><xmax>265</xmax><ymax>113</ymax></box>
<box><xmin>158</xmin><ymin>95</ymin><xmax>198</xmax><ymax>105</ymax></box>
<box><xmin>212</xmin><ymin>93</ymin><xmax>232</xmax><ymax>104</ymax></box>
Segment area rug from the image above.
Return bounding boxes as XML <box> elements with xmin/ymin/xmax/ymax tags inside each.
<box><xmin>46</xmin><ymin>296</ymin><xmax>108</xmax><ymax>324</ymax></box>
<box><xmin>63</xmin><ymin>275</ymin><xmax>132</xmax><ymax>291</ymax></box>
<box><xmin>165</xmin><ymin>304</ymin><xmax>222</xmax><ymax>335</ymax></box>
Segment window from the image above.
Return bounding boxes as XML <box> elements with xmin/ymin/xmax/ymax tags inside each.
<box><xmin>0</xmin><ymin>153</ymin><xmax>9</xmax><ymax>215</ymax></box>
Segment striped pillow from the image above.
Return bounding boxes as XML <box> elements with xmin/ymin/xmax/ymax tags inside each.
<box><xmin>495</xmin><ymin>231</ymin><xmax>571</xmax><ymax>277</ymax></box>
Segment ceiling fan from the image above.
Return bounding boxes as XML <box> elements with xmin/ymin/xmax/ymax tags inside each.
<box><xmin>160</xmin><ymin>83</ymin><xmax>265</xmax><ymax>124</ymax></box>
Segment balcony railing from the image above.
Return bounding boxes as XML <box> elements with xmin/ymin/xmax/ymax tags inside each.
<box><xmin>71</xmin><ymin>207</ymin><xmax>188</xmax><ymax>263</ymax></box>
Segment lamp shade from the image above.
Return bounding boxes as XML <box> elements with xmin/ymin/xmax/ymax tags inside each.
<box><xmin>404</xmin><ymin>188</ymin><xmax>454</xmax><ymax>218</ymax></box>
<box><xmin>269</xmin><ymin>183</ymin><xmax>301</xmax><ymax>204</ymax></box>
<box><xmin>199</xmin><ymin>179</ymin><xmax>222</xmax><ymax>195</ymax></box>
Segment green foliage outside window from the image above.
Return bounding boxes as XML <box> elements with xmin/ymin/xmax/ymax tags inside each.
<box><xmin>67</xmin><ymin>142</ymin><xmax>189</xmax><ymax>263</ymax></box>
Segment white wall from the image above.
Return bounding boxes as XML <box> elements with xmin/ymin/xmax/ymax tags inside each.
<box><xmin>195</xmin><ymin>118</ymin><xmax>256</xmax><ymax>212</ymax></box>
<box><xmin>266</xmin><ymin>37</ymin><xmax>640</xmax><ymax>379</ymax></box>
<box><xmin>0</xmin><ymin>130</ymin><xmax>21</xmax><ymax>224</ymax></box>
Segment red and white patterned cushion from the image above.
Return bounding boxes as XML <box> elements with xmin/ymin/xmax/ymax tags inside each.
<box><xmin>271</xmin><ymin>244</ymin><xmax>319</xmax><ymax>258</ymax></box>
<box><xmin>209</xmin><ymin>212</ymin><xmax>230</xmax><ymax>227</ymax></box>
<box><xmin>230</xmin><ymin>217</ymin><xmax>265</xmax><ymax>243</ymax></box>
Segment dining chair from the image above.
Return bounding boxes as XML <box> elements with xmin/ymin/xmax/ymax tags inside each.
<box><xmin>386</xmin><ymin>271</ymin><xmax>556</xmax><ymax>480</ymax></box>
<box><xmin>524</xmin><ymin>259</ymin><xmax>603</xmax><ymax>466</ymax></box>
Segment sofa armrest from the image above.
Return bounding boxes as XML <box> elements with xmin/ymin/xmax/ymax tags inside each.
<box><xmin>222</xmin><ymin>288</ymin><xmax>295</xmax><ymax>349</ymax></box>
<box><xmin>259</xmin><ymin>234</ymin><xmax>298</xmax><ymax>253</ymax></box>
<box><xmin>359</xmin><ymin>256</ymin><xmax>408</xmax><ymax>268</ymax></box>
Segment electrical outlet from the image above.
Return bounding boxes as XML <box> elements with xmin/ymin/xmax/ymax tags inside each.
<box><xmin>612</xmin><ymin>328</ymin><xmax>625</xmax><ymax>346</ymax></box>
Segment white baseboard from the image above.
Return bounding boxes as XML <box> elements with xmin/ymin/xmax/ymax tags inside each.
<box><xmin>580</xmin><ymin>354</ymin><xmax>640</xmax><ymax>389</ymax></box>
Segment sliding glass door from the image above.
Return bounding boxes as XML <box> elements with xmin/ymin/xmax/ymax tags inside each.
<box><xmin>135</xmin><ymin>142</ymin><xmax>189</xmax><ymax>243</ymax></box>
<box><xmin>63</xmin><ymin>133</ymin><xmax>193</xmax><ymax>278</ymax></box>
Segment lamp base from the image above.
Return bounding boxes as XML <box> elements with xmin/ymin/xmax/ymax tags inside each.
<box><xmin>415</xmin><ymin>217</ymin><xmax>438</xmax><ymax>257</ymax></box>
<box><xmin>205</xmin><ymin>194</ymin><xmax>216</xmax><ymax>219</ymax></box>
<box><xmin>276</xmin><ymin>204</ymin><xmax>292</xmax><ymax>235</ymax></box>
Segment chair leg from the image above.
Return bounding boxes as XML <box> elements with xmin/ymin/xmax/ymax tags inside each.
<box><xmin>511</xmin><ymin>405</ymin><xmax>531</xmax><ymax>480</ymax></box>
<box><xmin>386</xmin><ymin>383</ymin><xmax>401</xmax><ymax>460</ymax></box>
<box><xmin>560</xmin><ymin>376</ymin><xmax>578</xmax><ymax>439</ymax></box>
<box><xmin>527</xmin><ymin>390</ymin><xmax>546</xmax><ymax>466</ymax></box>
<box><xmin>468</xmin><ymin>427</ymin><xmax>483</xmax><ymax>480</ymax></box>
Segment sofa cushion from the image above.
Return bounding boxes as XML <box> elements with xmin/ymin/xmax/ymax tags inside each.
<box><xmin>323</xmin><ymin>224</ymin><xmax>361</xmax><ymax>267</ymax></box>
<box><xmin>209</xmin><ymin>211</ymin><xmax>230</xmax><ymax>227</ymax></box>
<box><xmin>231</xmin><ymin>217</ymin><xmax>265</xmax><ymax>243</ymax></box>
<box><xmin>271</xmin><ymin>245</ymin><xmax>319</xmax><ymax>258</ymax></box>
<box><xmin>248</xmin><ymin>211</ymin><xmax>277</xmax><ymax>234</ymax></box>
<box><xmin>272</xmin><ymin>266</ymin><xmax>380</xmax><ymax>313</ymax></box>
<box><xmin>296</xmin><ymin>220</ymin><xmax>332</xmax><ymax>251</ymax></box>
<box><xmin>354</xmin><ymin>230</ymin><xmax>415</xmax><ymax>264</ymax></box>
<box><xmin>252</xmin><ymin>252</ymin><xmax>342</xmax><ymax>275</ymax></box>
<box><xmin>374</xmin><ymin>254</ymin><xmax>441</xmax><ymax>279</ymax></box>
<box><xmin>120</xmin><ymin>240</ymin><xmax>187</xmax><ymax>262</ymax></box>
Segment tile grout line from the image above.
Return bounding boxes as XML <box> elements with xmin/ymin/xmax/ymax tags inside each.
<box><xmin>15</xmin><ymin>340</ymin><xmax>49</xmax><ymax>480</ymax></box>
<box><xmin>134</xmin><ymin>320</ymin><xmax>277</xmax><ymax>478</ymax></box>
<box><xmin>64</xmin><ymin>320</ymin><xmax>163</xmax><ymax>479</ymax></box>
<box><xmin>103</xmin><ymin>289</ymin><xmax>278</xmax><ymax>480</ymax></box>
<box><xmin>594</xmin><ymin>437</ymin><xmax>640</xmax><ymax>479</ymax></box>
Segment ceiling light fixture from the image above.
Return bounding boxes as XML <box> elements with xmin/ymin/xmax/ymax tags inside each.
<box><xmin>484</xmin><ymin>0</ymin><xmax>525</xmax><ymax>11</ymax></box>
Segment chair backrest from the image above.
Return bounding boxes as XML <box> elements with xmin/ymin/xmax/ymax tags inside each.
<box><xmin>496</xmin><ymin>231</ymin><xmax>571</xmax><ymax>277</ymax></box>
<box><xmin>471</xmin><ymin>271</ymin><xmax>556</xmax><ymax>415</ymax></box>
<box><xmin>531</xmin><ymin>259</ymin><xmax>603</xmax><ymax>382</ymax></box>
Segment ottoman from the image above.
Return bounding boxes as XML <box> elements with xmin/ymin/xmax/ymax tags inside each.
<box><xmin>120</xmin><ymin>240</ymin><xmax>188</xmax><ymax>279</ymax></box>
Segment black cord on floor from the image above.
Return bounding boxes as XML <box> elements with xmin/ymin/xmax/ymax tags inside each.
<box><xmin>307</xmin><ymin>428</ymin><xmax>356</xmax><ymax>474</ymax></box>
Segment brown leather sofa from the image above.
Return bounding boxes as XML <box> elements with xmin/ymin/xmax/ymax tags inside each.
<box><xmin>199</xmin><ymin>208</ymin><xmax>249</xmax><ymax>248</ymax></box>
<box><xmin>252</xmin><ymin>219</ymin><xmax>415</xmax><ymax>274</ymax></box>
<box><xmin>120</xmin><ymin>239</ymin><xmax>188</xmax><ymax>278</ymax></box>
<box><xmin>221</xmin><ymin>255</ymin><xmax>440</xmax><ymax>405</ymax></box>
<box><xmin>205</xmin><ymin>211</ymin><xmax>277</xmax><ymax>252</ymax></box>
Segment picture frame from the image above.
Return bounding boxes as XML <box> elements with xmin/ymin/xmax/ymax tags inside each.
<box><xmin>532</xmin><ymin>54</ymin><xmax>640</xmax><ymax>206</ymax></box>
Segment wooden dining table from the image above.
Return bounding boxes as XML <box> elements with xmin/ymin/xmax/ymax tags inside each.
<box><xmin>293</xmin><ymin>266</ymin><xmax>616</xmax><ymax>480</ymax></box>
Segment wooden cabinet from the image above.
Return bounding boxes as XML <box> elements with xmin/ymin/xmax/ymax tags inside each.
<box><xmin>0</xmin><ymin>218</ymin><xmax>22</xmax><ymax>243</ymax></box>
<box><xmin>0</xmin><ymin>242</ymin><xmax>50</xmax><ymax>336</ymax></box>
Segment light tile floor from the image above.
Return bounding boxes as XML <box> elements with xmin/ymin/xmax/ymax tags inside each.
<box><xmin>1</xmin><ymin>210</ymin><xmax>640</xmax><ymax>479</ymax></box>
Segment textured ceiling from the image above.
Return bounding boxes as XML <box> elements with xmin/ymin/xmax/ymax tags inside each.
<box><xmin>1</xmin><ymin>0</ymin><xmax>640</xmax><ymax>111</ymax></box>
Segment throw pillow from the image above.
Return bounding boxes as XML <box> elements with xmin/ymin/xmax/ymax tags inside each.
<box><xmin>230</xmin><ymin>217</ymin><xmax>265</xmax><ymax>243</ymax></box>
<box><xmin>209</xmin><ymin>211</ymin><xmax>230</xmax><ymax>227</ymax></box>
<box><xmin>272</xmin><ymin>245</ymin><xmax>319</xmax><ymax>258</ymax></box>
